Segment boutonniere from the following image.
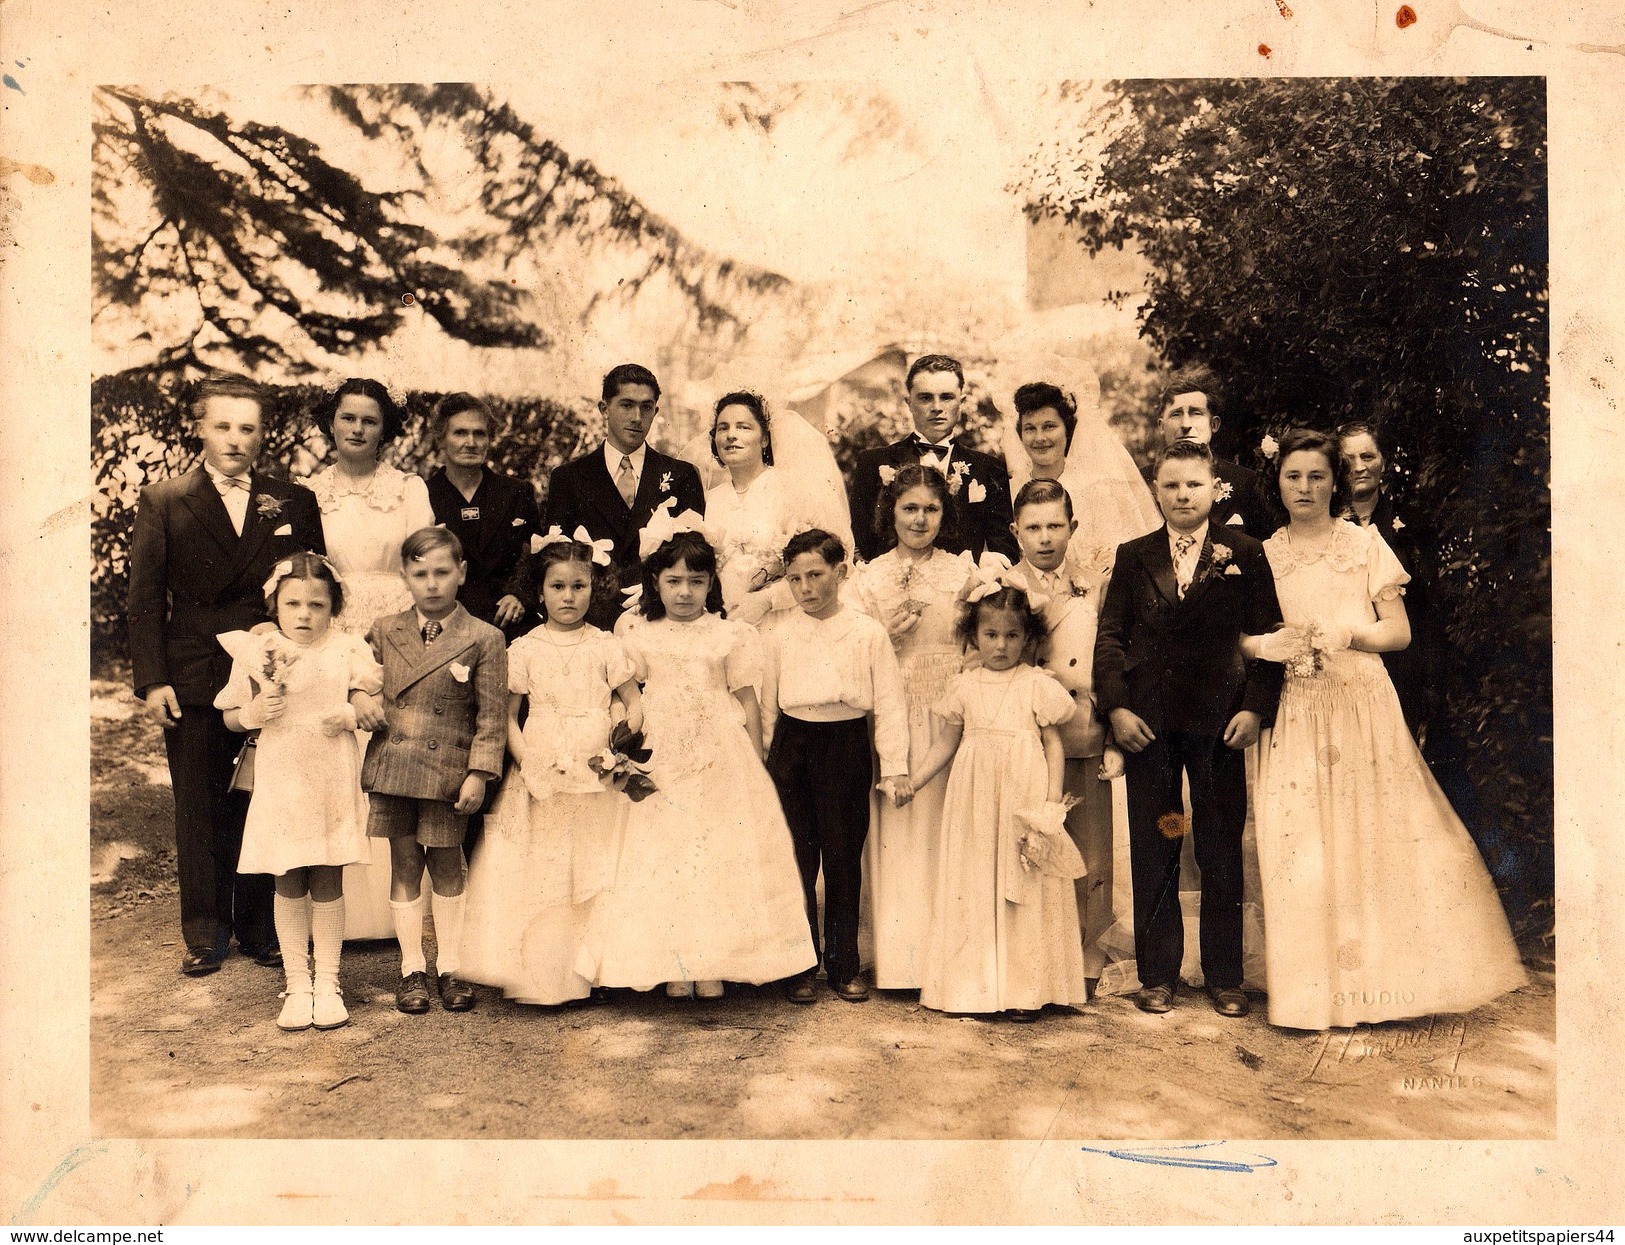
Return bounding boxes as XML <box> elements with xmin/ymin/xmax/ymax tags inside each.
<box><xmin>255</xmin><ymin>494</ymin><xmax>285</xmax><ymax>519</ymax></box>
<box><xmin>659</xmin><ymin>471</ymin><xmax>673</xmax><ymax>493</ymax></box>
<box><xmin>946</xmin><ymin>461</ymin><xmax>971</xmax><ymax>496</ymax></box>
<box><xmin>1391</xmin><ymin>515</ymin><xmax>1406</xmax><ymax>532</ymax></box>
<box><xmin>448</xmin><ymin>662</ymin><xmax>470</xmax><ymax>683</ymax></box>
<box><xmin>1210</xmin><ymin>545</ymin><xmax>1233</xmax><ymax>568</ymax></box>
<box><xmin>1213</xmin><ymin>481</ymin><xmax>1234</xmax><ymax>503</ymax></box>
<box><xmin>1068</xmin><ymin>579</ymin><xmax>1089</xmax><ymax>598</ymax></box>
<box><xmin>966</xmin><ymin>478</ymin><xmax>987</xmax><ymax>504</ymax></box>
<box><xmin>877</xmin><ymin>464</ymin><xmax>898</xmax><ymax>485</ymax></box>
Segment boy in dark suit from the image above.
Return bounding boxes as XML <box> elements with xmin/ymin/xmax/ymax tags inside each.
<box><xmin>543</xmin><ymin>363</ymin><xmax>707</xmax><ymax>630</ymax></box>
<box><xmin>358</xmin><ymin>526</ymin><xmax>508</xmax><ymax>1015</ymax></box>
<box><xmin>1094</xmin><ymin>439</ymin><xmax>1284</xmax><ymax>1017</ymax></box>
<box><xmin>126</xmin><ymin>374</ymin><xmax>325</xmax><ymax>975</ymax></box>
<box><xmin>846</xmin><ymin>354</ymin><xmax>1019</xmax><ymax>564</ymax></box>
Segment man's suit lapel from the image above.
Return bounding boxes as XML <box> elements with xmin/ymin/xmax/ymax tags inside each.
<box><xmin>631</xmin><ymin>449</ymin><xmax>674</xmax><ymax>522</ymax></box>
<box><xmin>578</xmin><ymin>452</ymin><xmax>634</xmax><ymax>547</ymax></box>
<box><xmin>1179</xmin><ymin>532</ymin><xmax>1218</xmax><ymax>608</ymax></box>
<box><xmin>224</xmin><ymin>473</ymin><xmax>278</xmax><ymax>585</ymax></box>
<box><xmin>179</xmin><ymin>467</ymin><xmax>240</xmax><ymax>557</ymax></box>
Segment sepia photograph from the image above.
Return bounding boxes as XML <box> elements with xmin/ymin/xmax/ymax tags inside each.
<box><xmin>5</xmin><ymin>0</ymin><xmax>1623</xmax><ymax>1228</ymax></box>
<box><xmin>85</xmin><ymin>74</ymin><xmax>1552</xmax><ymax>1141</ymax></box>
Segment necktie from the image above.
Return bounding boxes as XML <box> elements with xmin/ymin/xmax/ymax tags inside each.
<box><xmin>615</xmin><ymin>454</ymin><xmax>637</xmax><ymax>508</ymax></box>
<box><xmin>215</xmin><ymin>474</ymin><xmax>250</xmax><ymax>492</ymax></box>
<box><xmin>422</xmin><ymin>620</ymin><xmax>442</xmax><ymax>644</ymax></box>
<box><xmin>1174</xmin><ymin>535</ymin><xmax>1196</xmax><ymax>598</ymax></box>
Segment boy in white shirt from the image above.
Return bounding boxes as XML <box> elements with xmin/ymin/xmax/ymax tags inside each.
<box><xmin>761</xmin><ymin>530</ymin><xmax>911</xmax><ymax>1004</ymax></box>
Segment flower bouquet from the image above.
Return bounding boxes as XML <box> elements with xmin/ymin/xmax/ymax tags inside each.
<box><xmin>587</xmin><ymin>721</ymin><xmax>659</xmax><ymax>802</ymax></box>
<box><xmin>1014</xmin><ymin>796</ymin><xmax>1088</xmax><ymax>879</ymax></box>
<box><xmin>1283</xmin><ymin>621</ymin><xmax>1327</xmax><ymax>680</ymax></box>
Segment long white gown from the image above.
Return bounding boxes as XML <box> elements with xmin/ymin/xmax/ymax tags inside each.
<box><xmin>309</xmin><ymin>461</ymin><xmax>436</xmax><ymax>940</ymax></box>
<box><xmin>1254</xmin><ymin>520</ymin><xmax>1526</xmax><ymax>1029</ymax></box>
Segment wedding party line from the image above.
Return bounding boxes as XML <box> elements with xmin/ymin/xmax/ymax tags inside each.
<box><xmin>122</xmin><ymin>354</ymin><xmax>1527</xmax><ymax>1038</ymax></box>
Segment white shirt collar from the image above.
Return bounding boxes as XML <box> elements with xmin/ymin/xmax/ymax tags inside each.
<box><xmin>604</xmin><ymin>442</ymin><xmax>648</xmax><ymax>476</ymax></box>
<box><xmin>204</xmin><ymin>462</ymin><xmax>251</xmax><ymax>490</ymax></box>
<box><xmin>1168</xmin><ymin>520</ymin><xmax>1209</xmax><ymax>552</ymax></box>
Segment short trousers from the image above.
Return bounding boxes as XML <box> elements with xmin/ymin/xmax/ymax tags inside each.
<box><xmin>366</xmin><ymin>793</ymin><xmax>467</xmax><ymax>848</ymax></box>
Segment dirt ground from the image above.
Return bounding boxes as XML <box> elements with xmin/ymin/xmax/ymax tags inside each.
<box><xmin>89</xmin><ymin>671</ymin><xmax>1556</xmax><ymax>1141</ymax></box>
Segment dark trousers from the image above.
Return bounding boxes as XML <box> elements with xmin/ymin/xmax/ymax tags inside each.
<box><xmin>767</xmin><ymin>714</ymin><xmax>873</xmax><ymax>983</ymax></box>
<box><xmin>164</xmin><ymin>708</ymin><xmax>275</xmax><ymax>955</ymax></box>
<box><xmin>1122</xmin><ymin>728</ymin><xmax>1246</xmax><ymax>991</ymax></box>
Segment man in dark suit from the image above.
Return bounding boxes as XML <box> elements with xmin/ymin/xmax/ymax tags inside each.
<box><xmin>1094</xmin><ymin>439</ymin><xmax>1284</xmax><ymax>1018</ymax></box>
<box><xmin>1145</xmin><ymin>365</ymin><xmax>1274</xmax><ymax>539</ymax></box>
<box><xmin>127</xmin><ymin>374</ymin><xmax>326</xmax><ymax>976</ymax></box>
<box><xmin>543</xmin><ymin>363</ymin><xmax>707</xmax><ymax>631</ymax></box>
<box><xmin>847</xmin><ymin>354</ymin><xmax>1019</xmax><ymax>564</ymax></box>
<box><xmin>424</xmin><ymin>393</ymin><xmax>542</xmax><ymax>642</ymax></box>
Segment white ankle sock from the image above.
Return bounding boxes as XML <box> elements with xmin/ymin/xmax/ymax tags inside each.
<box><xmin>310</xmin><ymin>897</ymin><xmax>345</xmax><ymax>992</ymax></box>
<box><xmin>273</xmin><ymin>893</ymin><xmax>311</xmax><ymax>993</ymax></box>
<box><xmin>390</xmin><ymin>895</ymin><xmax>427</xmax><ymax>976</ymax></box>
<box><xmin>431</xmin><ymin>890</ymin><xmax>466</xmax><ymax>977</ymax></box>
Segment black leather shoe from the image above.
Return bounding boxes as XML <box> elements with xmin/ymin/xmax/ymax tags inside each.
<box><xmin>1005</xmin><ymin>1008</ymin><xmax>1042</xmax><ymax>1023</ymax></box>
<box><xmin>439</xmin><ymin>973</ymin><xmax>476</xmax><ymax>1012</ymax></box>
<box><xmin>1207</xmin><ymin>986</ymin><xmax>1251</xmax><ymax>1018</ymax></box>
<box><xmin>832</xmin><ymin>976</ymin><xmax>869</xmax><ymax>1003</ymax></box>
<box><xmin>242</xmin><ymin>943</ymin><xmax>284</xmax><ymax>969</ymax></box>
<box><xmin>785</xmin><ymin>972</ymin><xmax>818</xmax><ymax>1005</ymax></box>
<box><xmin>1134</xmin><ymin>983</ymin><xmax>1176</xmax><ymax>1014</ymax></box>
<box><xmin>396</xmin><ymin>971</ymin><xmax>433</xmax><ymax>1014</ymax></box>
<box><xmin>180</xmin><ymin>948</ymin><xmax>223</xmax><ymax>977</ymax></box>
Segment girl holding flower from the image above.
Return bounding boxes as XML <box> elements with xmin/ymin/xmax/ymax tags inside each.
<box><xmin>1245</xmin><ymin>427</ymin><xmax>1525</xmax><ymax>1030</ymax></box>
<box><xmin>460</xmin><ymin>529</ymin><xmax>641</xmax><ymax>1005</ymax></box>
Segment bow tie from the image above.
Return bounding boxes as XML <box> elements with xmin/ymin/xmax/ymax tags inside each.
<box><xmin>214</xmin><ymin>473</ymin><xmax>251</xmax><ymax>493</ymax></box>
<box><xmin>912</xmin><ymin>434</ymin><xmax>955</xmax><ymax>453</ymax></box>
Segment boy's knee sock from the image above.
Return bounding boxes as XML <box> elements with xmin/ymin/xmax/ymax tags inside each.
<box><xmin>431</xmin><ymin>890</ymin><xmax>466</xmax><ymax>977</ymax></box>
<box><xmin>390</xmin><ymin>894</ymin><xmax>427</xmax><ymax>976</ymax></box>
<box><xmin>310</xmin><ymin>897</ymin><xmax>345</xmax><ymax>991</ymax></box>
<box><xmin>273</xmin><ymin>893</ymin><xmax>312</xmax><ymax>993</ymax></box>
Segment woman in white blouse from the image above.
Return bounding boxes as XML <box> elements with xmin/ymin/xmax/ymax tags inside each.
<box><xmin>306</xmin><ymin>378</ymin><xmax>436</xmax><ymax>939</ymax></box>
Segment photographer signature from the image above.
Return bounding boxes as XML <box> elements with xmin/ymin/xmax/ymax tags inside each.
<box><xmin>1079</xmin><ymin>1142</ymin><xmax>1278</xmax><ymax>1173</ymax></box>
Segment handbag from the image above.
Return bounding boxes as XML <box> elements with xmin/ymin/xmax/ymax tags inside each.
<box><xmin>229</xmin><ymin>731</ymin><xmax>259</xmax><ymax>794</ymax></box>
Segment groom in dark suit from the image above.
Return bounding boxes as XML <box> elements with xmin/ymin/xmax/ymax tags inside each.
<box><xmin>127</xmin><ymin>374</ymin><xmax>326</xmax><ymax>975</ymax></box>
<box><xmin>543</xmin><ymin>364</ymin><xmax>707</xmax><ymax>630</ymax></box>
<box><xmin>1094</xmin><ymin>439</ymin><xmax>1283</xmax><ymax>1018</ymax></box>
<box><xmin>847</xmin><ymin>354</ymin><xmax>1019</xmax><ymax>564</ymax></box>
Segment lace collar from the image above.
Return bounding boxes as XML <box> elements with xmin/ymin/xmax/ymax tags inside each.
<box><xmin>310</xmin><ymin>461</ymin><xmax>411</xmax><ymax>515</ymax></box>
<box><xmin>1265</xmin><ymin>518</ymin><xmax>1369</xmax><ymax>575</ymax></box>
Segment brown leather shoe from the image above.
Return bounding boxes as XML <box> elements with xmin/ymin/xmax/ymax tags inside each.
<box><xmin>1134</xmin><ymin>983</ymin><xmax>1176</xmax><ymax>1014</ymax></box>
<box><xmin>439</xmin><ymin>973</ymin><xmax>476</xmax><ymax>1012</ymax></box>
<box><xmin>832</xmin><ymin>976</ymin><xmax>870</xmax><ymax>1002</ymax></box>
<box><xmin>1207</xmin><ymin>986</ymin><xmax>1251</xmax><ymax>1018</ymax></box>
<box><xmin>180</xmin><ymin>948</ymin><xmax>223</xmax><ymax>977</ymax></box>
<box><xmin>396</xmin><ymin>971</ymin><xmax>432</xmax><ymax>1014</ymax></box>
<box><xmin>1004</xmin><ymin>1008</ymin><xmax>1042</xmax><ymax>1023</ymax></box>
<box><xmin>785</xmin><ymin>972</ymin><xmax>818</xmax><ymax>1005</ymax></box>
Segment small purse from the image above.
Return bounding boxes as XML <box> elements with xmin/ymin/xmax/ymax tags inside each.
<box><xmin>229</xmin><ymin>731</ymin><xmax>259</xmax><ymax>794</ymax></box>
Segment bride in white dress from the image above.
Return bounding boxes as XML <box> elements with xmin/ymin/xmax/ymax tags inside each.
<box><xmin>1245</xmin><ymin>427</ymin><xmax>1525</xmax><ymax>1029</ymax></box>
<box><xmin>680</xmin><ymin>390</ymin><xmax>854</xmax><ymax>625</ymax></box>
<box><xmin>306</xmin><ymin>379</ymin><xmax>435</xmax><ymax>940</ymax></box>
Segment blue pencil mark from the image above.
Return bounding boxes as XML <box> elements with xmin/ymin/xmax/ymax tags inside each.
<box><xmin>9</xmin><ymin>1143</ymin><xmax>110</xmax><ymax>1223</ymax></box>
<box><xmin>1079</xmin><ymin>1142</ymin><xmax>1277</xmax><ymax>1173</ymax></box>
<box><xmin>3</xmin><ymin>74</ymin><xmax>22</xmax><ymax>94</ymax></box>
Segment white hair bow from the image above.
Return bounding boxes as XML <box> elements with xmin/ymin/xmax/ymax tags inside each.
<box><xmin>262</xmin><ymin>554</ymin><xmax>345</xmax><ymax>599</ymax></box>
<box><xmin>620</xmin><ymin>583</ymin><xmax>643</xmax><ymax>612</ymax></box>
<box><xmin>962</xmin><ymin>551</ymin><xmax>1049</xmax><ymax>610</ymax></box>
<box><xmin>531</xmin><ymin>524</ymin><xmax>614</xmax><ymax>566</ymax></box>
<box><xmin>637</xmin><ymin>496</ymin><xmax>714</xmax><ymax>561</ymax></box>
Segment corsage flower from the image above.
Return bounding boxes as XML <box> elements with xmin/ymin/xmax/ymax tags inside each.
<box><xmin>877</xmin><ymin>464</ymin><xmax>898</xmax><ymax>486</ymax></box>
<box><xmin>587</xmin><ymin>721</ymin><xmax>658</xmax><ymax>802</ymax></box>
<box><xmin>659</xmin><ymin>471</ymin><xmax>674</xmax><ymax>493</ymax></box>
<box><xmin>1214</xmin><ymin>481</ymin><xmax>1234</xmax><ymax>503</ymax></box>
<box><xmin>1259</xmin><ymin>434</ymin><xmax>1280</xmax><ymax>460</ymax></box>
<box><xmin>255</xmin><ymin>494</ymin><xmax>285</xmax><ymax>518</ymax></box>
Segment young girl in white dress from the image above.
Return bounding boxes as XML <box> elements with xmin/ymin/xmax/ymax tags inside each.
<box><xmin>908</xmin><ymin>581</ymin><xmax>1088</xmax><ymax>1020</ymax></box>
<box><xmin>1246</xmin><ymin>427</ymin><xmax>1526</xmax><ymax>1030</ymax></box>
<box><xmin>461</xmin><ymin>529</ymin><xmax>641</xmax><ymax>1005</ymax></box>
<box><xmin>306</xmin><ymin>378</ymin><xmax>436</xmax><ymax>941</ymax></box>
<box><xmin>580</xmin><ymin>523</ymin><xmax>817</xmax><ymax>999</ymax></box>
<box><xmin>847</xmin><ymin>463</ymin><xmax>973</xmax><ymax>989</ymax></box>
<box><xmin>215</xmin><ymin>553</ymin><xmax>384</xmax><ymax>1031</ymax></box>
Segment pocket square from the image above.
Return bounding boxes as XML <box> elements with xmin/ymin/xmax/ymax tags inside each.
<box><xmin>448</xmin><ymin>662</ymin><xmax>470</xmax><ymax>683</ymax></box>
<box><xmin>511</xmin><ymin>517</ymin><xmax>526</xmax><ymax>527</ymax></box>
<box><xmin>1225</xmin><ymin>513</ymin><xmax>1245</xmax><ymax>527</ymax></box>
<box><xmin>273</xmin><ymin>523</ymin><xmax>293</xmax><ymax>536</ymax></box>
<box><xmin>1224</xmin><ymin>563</ymin><xmax>1243</xmax><ymax>576</ymax></box>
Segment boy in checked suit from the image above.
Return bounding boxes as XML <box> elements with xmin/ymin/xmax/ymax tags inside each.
<box><xmin>127</xmin><ymin>374</ymin><xmax>325</xmax><ymax>976</ymax></box>
<box><xmin>1094</xmin><ymin>440</ymin><xmax>1283</xmax><ymax>1019</ymax></box>
<box><xmin>357</xmin><ymin>526</ymin><xmax>508</xmax><ymax>1015</ymax></box>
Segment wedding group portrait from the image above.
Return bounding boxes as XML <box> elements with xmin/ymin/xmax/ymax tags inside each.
<box><xmin>86</xmin><ymin>74</ymin><xmax>1554</xmax><ymax>1143</ymax></box>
